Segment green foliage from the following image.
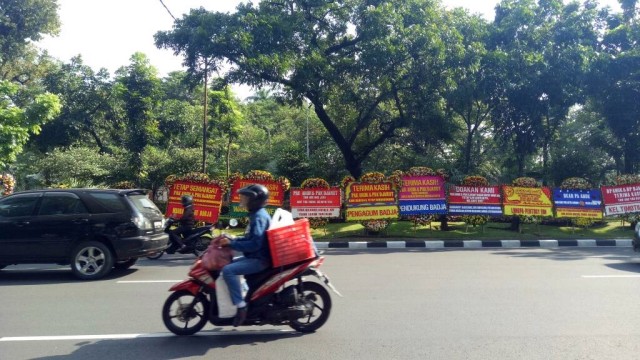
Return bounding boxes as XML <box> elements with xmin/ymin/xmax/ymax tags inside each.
<box><xmin>155</xmin><ymin>0</ymin><xmax>460</xmax><ymax>178</ymax></box>
<box><xmin>0</xmin><ymin>80</ymin><xmax>61</xmax><ymax>167</ymax></box>
<box><xmin>587</xmin><ymin>5</ymin><xmax>640</xmax><ymax>173</ymax></box>
<box><xmin>0</xmin><ymin>0</ymin><xmax>60</xmax><ymax>71</ymax></box>
<box><xmin>114</xmin><ymin>52</ymin><xmax>162</xmax><ymax>180</ymax></box>
<box><xmin>37</xmin><ymin>56</ymin><xmax>114</xmax><ymax>152</ymax></box>
<box><xmin>34</xmin><ymin>146</ymin><xmax>117</xmax><ymax>187</ymax></box>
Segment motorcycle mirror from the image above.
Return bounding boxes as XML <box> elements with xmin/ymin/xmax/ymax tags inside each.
<box><xmin>229</xmin><ymin>218</ymin><xmax>238</xmax><ymax>227</ymax></box>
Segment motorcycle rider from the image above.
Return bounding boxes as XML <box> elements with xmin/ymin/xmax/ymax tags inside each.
<box><xmin>217</xmin><ymin>184</ymin><xmax>272</xmax><ymax>327</ymax></box>
<box><xmin>169</xmin><ymin>194</ymin><xmax>196</xmax><ymax>253</ymax></box>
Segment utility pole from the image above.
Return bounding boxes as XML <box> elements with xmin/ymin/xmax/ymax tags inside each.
<box><xmin>202</xmin><ymin>62</ymin><xmax>208</xmax><ymax>173</ymax></box>
<box><xmin>306</xmin><ymin>105</ymin><xmax>310</xmax><ymax>158</ymax></box>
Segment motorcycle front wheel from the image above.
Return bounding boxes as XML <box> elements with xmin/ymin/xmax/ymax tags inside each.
<box><xmin>289</xmin><ymin>281</ymin><xmax>332</xmax><ymax>333</ymax></box>
<box><xmin>162</xmin><ymin>290</ymin><xmax>210</xmax><ymax>335</ymax></box>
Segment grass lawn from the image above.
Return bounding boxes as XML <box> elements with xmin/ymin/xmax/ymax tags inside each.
<box><xmin>216</xmin><ymin>216</ymin><xmax>636</xmax><ymax>241</ymax></box>
<box><xmin>306</xmin><ymin>219</ymin><xmax>636</xmax><ymax>241</ymax></box>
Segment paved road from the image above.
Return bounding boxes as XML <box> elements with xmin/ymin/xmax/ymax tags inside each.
<box><xmin>1</xmin><ymin>248</ymin><xmax>640</xmax><ymax>359</ymax></box>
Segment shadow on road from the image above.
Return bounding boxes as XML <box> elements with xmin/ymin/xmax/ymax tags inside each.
<box><xmin>29</xmin><ymin>330</ymin><xmax>304</xmax><ymax>360</ymax></box>
<box><xmin>604</xmin><ymin>261</ymin><xmax>640</xmax><ymax>273</ymax></box>
<box><xmin>0</xmin><ymin>267</ymin><xmax>139</xmax><ymax>286</ymax></box>
<box><xmin>0</xmin><ymin>256</ymin><xmax>198</xmax><ymax>285</ymax></box>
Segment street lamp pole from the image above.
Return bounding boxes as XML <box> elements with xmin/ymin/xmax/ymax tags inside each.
<box><xmin>306</xmin><ymin>106</ymin><xmax>310</xmax><ymax>158</ymax></box>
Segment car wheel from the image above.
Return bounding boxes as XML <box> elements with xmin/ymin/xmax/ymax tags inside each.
<box><xmin>114</xmin><ymin>258</ymin><xmax>138</xmax><ymax>270</ymax></box>
<box><xmin>70</xmin><ymin>241</ymin><xmax>114</xmax><ymax>280</ymax></box>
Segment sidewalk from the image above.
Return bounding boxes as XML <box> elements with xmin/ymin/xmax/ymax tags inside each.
<box><xmin>316</xmin><ymin>238</ymin><xmax>634</xmax><ymax>249</ymax></box>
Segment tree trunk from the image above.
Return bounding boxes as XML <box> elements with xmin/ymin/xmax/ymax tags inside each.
<box><xmin>464</xmin><ymin>127</ymin><xmax>473</xmax><ymax>174</ymax></box>
<box><xmin>438</xmin><ymin>215</ymin><xmax>449</xmax><ymax>231</ymax></box>
<box><xmin>510</xmin><ymin>216</ymin><xmax>521</xmax><ymax>232</ymax></box>
<box><xmin>226</xmin><ymin>137</ymin><xmax>232</xmax><ymax>179</ymax></box>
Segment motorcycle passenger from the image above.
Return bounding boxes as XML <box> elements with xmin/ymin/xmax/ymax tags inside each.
<box><xmin>169</xmin><ymin>195</ymin><xmax>196</xmax><ymax>253</ymax></box>
<box><xmin>218</xmin><ymin>184</ymin><xmax>272</xmax><ymax>327</ymax></box>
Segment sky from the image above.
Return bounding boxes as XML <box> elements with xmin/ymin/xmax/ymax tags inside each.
<box><xmin>37</xmin><ymin>0</ymin><xmax>622</xmax><ymax>99</ymax></box>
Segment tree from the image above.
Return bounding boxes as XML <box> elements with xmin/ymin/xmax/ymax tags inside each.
<box><xmin>37</xmin><ymin>56</ymin><xmax>114</xmax><ymax>153</ymax></box>
<box><xmin>489</xmin><ymin>0</ymin><xmax>598</xmax><ymax>181</ymax></box>
<box><xmin>0</xmin><ymin>80</ymin><xmax>61</xmax><ymax>167</ymax></box>
<box><xmin>0</xmin><ymin>0</ymin><xmax>62</xmax><ymax>168</ymax></box>
<box><xmin>587</xmin><ymin>1</ymin><xmax>640</xmax><ymax>173</ymax></box>
<box><xmin>155</xmin><ymin>0</ymin><xmax>459</xmax><ymax>178</ymax></box>
<box><xmin>114</xmin><ymin>52</ymin><xmax>161</xmax><ymax>183</ymax></box>
<box><xmin>0</xmin><ymin>0</ymin><xmax>60</xmax><ymax>79</ymax></box>
<box><xmin>443</xmin><ymin>8</ymin><xmax>496</xmax><ymax>175</ymax></box>
<box><xmin>208</xmin><ymin>83</ymin><xmax>244</xmax><ymax>178</ymax></box>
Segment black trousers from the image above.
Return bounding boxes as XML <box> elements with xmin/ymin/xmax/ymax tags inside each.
<box><xmin>169</xmin><ymin>226</ymin><xmax>192</xmax><ymax>247</ymax></box>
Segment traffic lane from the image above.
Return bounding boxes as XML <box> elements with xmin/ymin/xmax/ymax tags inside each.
<box><xmin>321</xmin><ymin>247</ymin><xmax>640</xmax><ymax>359</ymax></box>
<box><xmin>0</xmin><ymin>258</ymin><xmax>200</xmax><ymax>337</ymax></box>
<box><xmin>1</xmin><ymin>248</ymin><xmax>640</xmax><ymax>359</ymax></box>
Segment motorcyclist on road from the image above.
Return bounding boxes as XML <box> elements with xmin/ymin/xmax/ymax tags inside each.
<box><xmin>169</xmin><ymin>195</ymin><xmax>196</xmax><ymax>253</ymax></box>
<box><xmin>217</xmin><ymin>184</ymin><xmax>272</xmax><ymax>327</ymax></box>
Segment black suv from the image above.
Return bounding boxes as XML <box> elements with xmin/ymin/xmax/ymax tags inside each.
<box><xmin>0</xmin><ymin>189</ymin><xmax>169</xmax><ymax>280</ymax></box>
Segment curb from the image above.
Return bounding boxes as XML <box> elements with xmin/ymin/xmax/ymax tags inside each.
<box><xmin>316</xmin><ymin>239</ymin><xmax>634</xmax><ymax>249</ymax></box>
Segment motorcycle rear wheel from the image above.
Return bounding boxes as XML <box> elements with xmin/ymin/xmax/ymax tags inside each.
<box><xmin>289</xmin><ymin>282</ymin><xmax>332</xmax><ymax>333</ymax></box>
<box><xmin>162</xmin><ymin>290</ymin><xmax>210</xmax><ymax>335</ymax></box>
<box><xmin>146</xmin><ymin>251</ymin><xmax>164</xmax><ymax>260</ymax></box>
<box><xmin>193</xmin><ymin>237</ymin><xmax>209</xmax><ymax>256</ymax></box>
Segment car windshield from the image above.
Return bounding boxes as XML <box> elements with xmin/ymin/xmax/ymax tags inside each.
<box><xmin>128</xmin><ymin>194</ymin><xmax>163</xmax><ymax>216</ymax></box>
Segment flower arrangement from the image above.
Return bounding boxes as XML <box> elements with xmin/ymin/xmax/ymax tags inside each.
<box><xmin>245</xmin><ymin>170</ymin><xmax>274</xmax><ymax>181</ymax></box>
<box><xmin>357</xmin><ymin>172</ymin><xmax>392</xmax><ymax>233</ymax></box>
<box><xmin>512</xmin><ymin>177</ymin><xmax>537</xmax><ymax>188</ymax></box>
<box><xmin>559</xmin><ymin>177</ymin><xmax>594</xmax><ymax>227</ymax></box>
<box><xmin>462</xmin><ymin>175</ymin><xmax>489</xmax><ymax>187</ymax></box>
<box><xmin>408</xmin><ymin>214</ymin><xmax>434</xmax><ymax>227</ymax></box>
<box><xmin>276</xmin><ymin>176</ymin><xmax>291</xmax><ymax>192</ymax></box>
<box><xmin>300</xmin><ymin>177</ymin><xmax>332</xmax><ymax>229</ymax></box>
<box><xmin>387</xmin><ymin>170</ymin><xmax>404</xmax><ymax>190</ymax></box>
<box><xmin>407</xmin><ymin>166</ymin><xmax>435</xmax><ymax>176</ymax></box>
<box><xmin>227</xmin><ymin>172</ymin><xmax>243</xmax><ymax>189</ymax></box>
<box><xmin>460</xmin><ymin>175</ymin><xmax>490</xmax><ymax>227</ymax></box>
<box><xmin>238</xmin><ymin>170</ymin><xmax>291</xmax><ymax>192</ymax></box>
<box><xmin>300</xmin><ymin>178</ymin><xmax>330</xmax><ymax>189</ymax></box>
<box><xmin>613</xmin><ymin>174</ymin><xmax>640</xmax><ymax>225</ymax></box>
<box><xmin>615</xmin><ymin>174</ymin><xmax>640</xmax><ymax>185</ymax></box>
<box><xmin>340</xmin><ymin>175</ymin><xmax>356</xmax><ymax>190</ymax></box>
<box><xmin>165</xmin><ymin>172</ymin><xmax>228</xmax><ymax>193</ymax></box>
<box><xmin>112</xmin><ymin>181</ymin><xmax>137</xmax><ymax>189</ymax></box>
<box><xmin>436</xmin><ymin>168</ymin><xmax>449</xmax><ymax>181</ymax></box>
<box><xmin>560</xmin><ymin>177</ymin><xmax>591</xmax><ymax>190</ymax></box>
<box><xmin>359</xmin><ymin>172</ymin><xmax>386</xmax><ymax>183</ymax></box>
<box><xmin>1</xmin><ymin>173</ymin><xmax>16</xmax><ymax>196</ymax></box>
<box><xmin>360</xmin><ymin>219</ymin><xmax>389</xmax><ymax>234</ymax></box>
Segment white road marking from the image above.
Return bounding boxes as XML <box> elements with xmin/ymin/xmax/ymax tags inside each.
<box><xmin>0</xmin><ymin>329</ymin><xmax>295</xmax><ymax>342</ymax></box>
<box><xmin>582</xmin><ymin>275</ymin><xmax>640</xmax><ymax>278</ymax></box>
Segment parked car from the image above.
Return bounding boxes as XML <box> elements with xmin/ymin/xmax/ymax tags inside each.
<box><xmin>0</xmin><ymin>188</ymin><xmax>169</xmax><ymax>280</ymax></box>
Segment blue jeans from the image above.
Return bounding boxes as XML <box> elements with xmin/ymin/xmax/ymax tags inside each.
<box><xmin>221</xmin><ymin>256</ymin><xmax>269</xmax><ymax>306</ymax></box>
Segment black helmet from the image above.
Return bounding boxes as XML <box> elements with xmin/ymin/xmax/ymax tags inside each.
<box><xmin>181</xmin><ymin>194</ymin><xmax>193</xmax><ymax>206</ymax></box>
<box><xmin>238</xmin><ymin>184</ymin><xmax>269</xmax><ymax>211</ymax></box>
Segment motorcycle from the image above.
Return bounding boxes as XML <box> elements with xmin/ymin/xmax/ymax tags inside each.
<box><xmin>147</xmin><ymin>218</ymin><xmax>213</xmax><ymax>259</ymax></box>
<box><xmin>161</xmin><ymin>255</ymin><xmax>341</xmax><ymax>335</ymax></box>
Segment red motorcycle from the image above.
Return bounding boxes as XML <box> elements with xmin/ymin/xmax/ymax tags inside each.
<box><xmin>162</xmin><ymin>255</ymin><xmax>341</xmax><ymax>335</ymax></box>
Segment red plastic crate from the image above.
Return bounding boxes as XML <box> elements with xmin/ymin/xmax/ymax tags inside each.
<box><xmin>267</xmin><ymin>218</ymin><xmax>316</xmax><ymax>267</ymax></box>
